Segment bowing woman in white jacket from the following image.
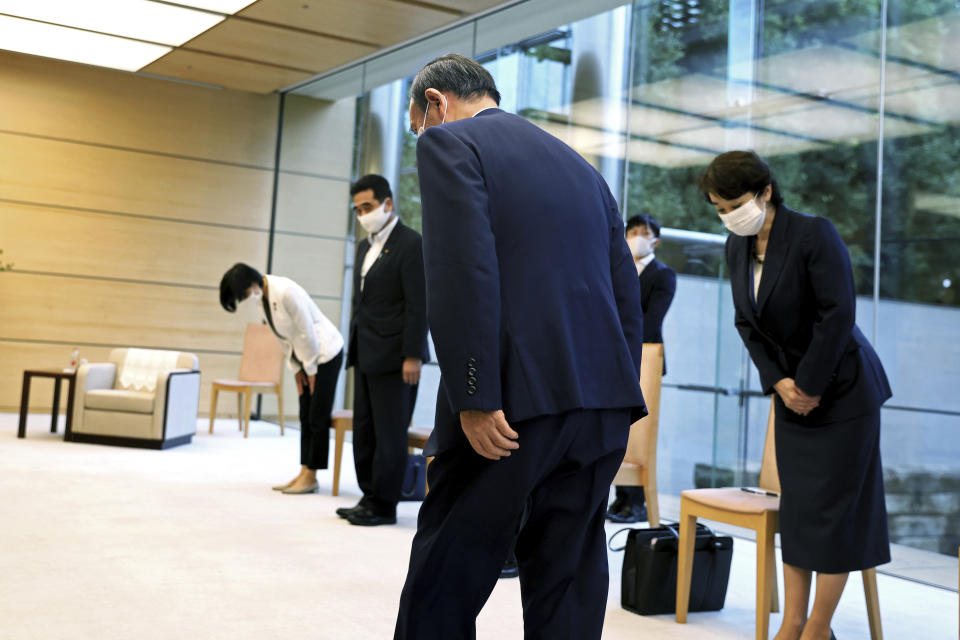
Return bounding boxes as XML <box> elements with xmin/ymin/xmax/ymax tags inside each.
<box><xmin>220</xmin><ymin>263</ymin><xmax>344</xmax><ymax>494</ymax></box>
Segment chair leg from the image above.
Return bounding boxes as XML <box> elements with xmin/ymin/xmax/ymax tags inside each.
<box><xmin>755</xmin><ymin>514</ymin><xmax>776</xmax><ymax>640</ymax></box>
<box><xmin>675</xmin><ymin>503</ymin><xmax>697</xmax><ymax>623</ymax></box>
<box><xmin>276</xmin><ymin>384</ymin><xmax>284</xmax><ymax>436</ymax></box>
<box><xmin>332</xmin><ymin>421</ymin><xmax>346</xmax><ymax>497</ymax></box>
<box><xmin>645</xmin><ymin>478</ymin><xmax>660</xmax><ymax>527</ymax></box>
<box><xmin>237</xmin><ymin>392</ymin><xmax>243</xmax><ymax>431</ymax></box>
<box><xmin>209</xmin><ymin>386</ymin><xmax>219</xmax><ymax>434</ymax></box>
<box><xmin>243</xmin><ymin>390</ymin><xmax>252</xmax><ymax>438</ymax></box>
<box><xmin>862</xmin><ymin>568</ymin><xmax>883</xmax><ymax>640</ymax></box>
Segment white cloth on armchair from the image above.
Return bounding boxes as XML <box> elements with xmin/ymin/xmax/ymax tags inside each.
<box><xmin>72</xmin><ymin>348</ymin><xmax>200</xmax><ymax>449</ymax></box>
<box><xmin>118</xmin><ymin>349</ymin><xmax>181</xmax><ymax>392</ymax></box>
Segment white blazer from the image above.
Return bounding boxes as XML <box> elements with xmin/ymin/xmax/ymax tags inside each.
<box><xmin>262</xmin><ymin>275</ymin><xmax>343</xmax><ymax>376</ymax></box>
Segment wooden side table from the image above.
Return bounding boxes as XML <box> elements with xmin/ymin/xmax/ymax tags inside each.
<box><xmin>17</xmin><ymin>369</ymin><xmax>78</xmax><ymax>441</ymax></box>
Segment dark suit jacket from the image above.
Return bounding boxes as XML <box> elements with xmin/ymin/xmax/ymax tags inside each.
<box><xmin>347</xmin><ymin>220</ymin><xmax>430</xmax><ymax>375</ymax></box>
<box><xmin>416</xmin><ymin>108</ymin><xmax>647</xmax><ymax>455</ymax></box>
<box><xmin>639</xmin><ymin>257</ymin><xmax>676</xmax><ymax>373</ymax></box>
<box><xmin>727</xmin><ymin>204</ymin><xmax>891</xmax><ymax>424</ymax></box>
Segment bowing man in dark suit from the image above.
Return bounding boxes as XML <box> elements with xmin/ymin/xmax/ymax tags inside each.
<box><xmin>608</xmin><ymin>214</ymin><xmax>676</xmax><ymax>524</ymax></box>
<box><xmin>394</xmin><ymin>54</ymin><xmax>646</xmax><ymax>640</ymax></box>
<box><xmin>701</xmin><ymin>151</ymin><xmax>891</xmax><ymax>640</ymax></box>
<box><xmin>338</xmin><ymin>174</ymin><xmax>430</xmax><ymax>527</ymax></box>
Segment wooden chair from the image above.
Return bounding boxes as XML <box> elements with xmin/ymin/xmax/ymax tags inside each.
<box><xmin>611</xmin><ymin>343</ymin><xmax>664</xmax><ymax>526</ymax></box>
<box><xmin>331</xmin><ymin>409</ymin><xmax>353</xmax><ymax>497</ymax></box>
<box><xmin>209</xmin><ymin>323</ymin><xmax>284</xmax><ymax>439</ymax></box>
<box><xmin>675</xmin><ymin>399</ymin><xmax>883</xmax><ymax>640</ymax></box>
<box><xmin>330</xmin><ymin>410</ymin><xmax>434</xmax><ymax>497</ymax></box>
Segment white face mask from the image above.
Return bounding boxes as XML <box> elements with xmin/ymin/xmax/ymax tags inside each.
<box><xmin>358</xmin><ymin>202</ymin><xmax>392</xmax><ymax>234</ymax></box>
<box><xmin>245</xmin><ymin>290</ymin><xmax>262</xmax><ymax>307</ymax></box>
<box><xmin>627</xmin><ymin>235</ymin><xmax>654</xmax><ymax>259</ymax></box>
<box><xmin>720</xmin><ymin>195</ymin><xmax>767</xmax><ymax>236</ymax></box>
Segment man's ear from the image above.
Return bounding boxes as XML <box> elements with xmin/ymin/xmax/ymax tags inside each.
<box><xmin>384</xmin><ymin>197</ymin><xmax>394</xmax><ymax>213</ymax></box>
<box><xmin>424</xmin><ymin>88</ymin><xmax>444</xmax><ymax>109</ymax></box>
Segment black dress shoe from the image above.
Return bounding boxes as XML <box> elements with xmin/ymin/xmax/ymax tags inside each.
<box><xmin>607</xmin><ymin>504</ymin><xmax>647</xmax><ymax>524</ymax></box>
<box><xmin>605</xmin><ymin>499</ymin><xmax>626</xmax><ymax>521</ymax></box>
<box><xmin>346</xmin><ymin>506</ymin><xmax>397</xmax><ymax>527</ymax></box>
<box><xmin>336</xmin><ymin>500</ymin><xmax>365</xmax><ymax>519</ymax></box>
<box><xmin>499</xmin><ymin>554</ymin><xmax>519</xmax><ymax>579</ymax></box>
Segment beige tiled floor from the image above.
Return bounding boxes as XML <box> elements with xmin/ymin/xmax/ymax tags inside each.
<box><xmin>1</xmin><ymin>413</ymin><xmax>956</xmax><ymax>639</ymax></box>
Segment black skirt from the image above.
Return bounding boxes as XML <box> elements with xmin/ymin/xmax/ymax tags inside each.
<box><xmin>775</xmin><ymin>400</ymin><xmax>890</xmax><ymax>573</ymax></box>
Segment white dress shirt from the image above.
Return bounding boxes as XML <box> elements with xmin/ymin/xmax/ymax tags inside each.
<box><xmin>262</xmin><ymin>275</ymin><xmax>344</xmax><ymax>376</ymax></box>
<box><xmin>635</xmin><ymin>252</ymin><xmax>656</xmax><ymax>276</ymax></box>
<box><xmin>360</xmin><ymin>214</ymin><xmax>399</xmax><ymax>290</ymax></box>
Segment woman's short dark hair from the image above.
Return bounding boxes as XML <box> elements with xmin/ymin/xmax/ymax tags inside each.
<box><xmin>626</xmin><ymin>214</ymin><xmax>661</xmax><ymax>238</ymax></box>
<box><xmin>410</xmin><ymin>53</ymin><xmax>501</xmax><ymax>112</ymax></box>
<box><xmin>220</xmin><ymin>263</ymin><xmax>263</xmax><ymax>312</ymax></box>
<box><xmin>350</xmin><ymin>174</ymin><xmax>392</xmax><ymax>203</ymax></box>
<box><xmin>698</xmin><ymin>150</ymin><xmax>784</xmax><ymax>206</ymax></box>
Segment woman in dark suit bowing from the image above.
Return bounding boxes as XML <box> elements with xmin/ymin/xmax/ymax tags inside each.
<box><xmin>699</xmin><ymin>151</ymin><xmax>892</xmax><ymax>640</ymax></box>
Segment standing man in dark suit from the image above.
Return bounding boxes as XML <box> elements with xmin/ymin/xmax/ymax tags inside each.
<box><xmin>394</xmin><ymin>54</ymin><xmax>646</xmax><ymax>640</ymax></box>
<box><xmin>338</xmin><ymin>174</ymin><xmax>430</xmax><ymax>527</ymax></box>
<box><xmin>608</xmin><ymin>213</ymin><xmax>676</xmax><ymax>524</ymax></box>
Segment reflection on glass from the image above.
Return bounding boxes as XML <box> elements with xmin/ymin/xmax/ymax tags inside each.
<box><xmin>332</xmin><ymin>0</ymin><xmax>960</xmax><ymax>569</ymax></box>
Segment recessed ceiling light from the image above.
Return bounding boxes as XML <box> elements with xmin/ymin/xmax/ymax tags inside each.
<box><xmin>0</xmin><ymin>14</ymin><xmax>171</xmax><ymax>71</ymax></box>
<box><xmin>169</xmin><ymin>0</ymin><xmax>258</xmax><ymax>13</ymax></box>
<box><xmin>0</xmin><ymin>0</ymin><xmax>224</xmax><ymax>46</ymax></box>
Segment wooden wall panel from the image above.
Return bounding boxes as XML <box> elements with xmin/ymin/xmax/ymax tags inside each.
<box><xmin>0</xmin><ymin>340</ymin><xmax>242</xmax><ymax>417</ymax></box>
<box><xmin>274</xmin><ymin>173</ymin><xmax>350</xmax><ymax>238</ymax></box>
<box><xmin>0</xmin><ymin>51</ymin><xmax>279</xmax><ymax>168</ymax></box>
<box><xmin>270</xmin><ymin>236</ymin><xmax>345</xmax><ymax>299</ymax></box>
<box><xmin>0</xmin><ymin>202</ymin><xmax>268</xmax><ymax>287</ymax></box>
<box><xmin>0</xmin><ymin>133</ymin><xmax>274</xmax><ymax>229</ymax></box>
<box><xmin>279</xmin><ymin>95</ymin><xmax>356</xmax><ymax>178</ymax></box>
<box><xmin>0</xmin><ymin>272</ymin><xmax>252</xmax><ymax>353</ymax></box>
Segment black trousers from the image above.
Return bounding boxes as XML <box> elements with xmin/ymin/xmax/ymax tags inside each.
<box><xmin>352</xmin><ymin>369</ymin><xmax>417</xmax><ymax>516</ymax></box>
<box><xmin>298</xmin><ymin>351</ymin><xmax>343</xmax><ymax>470</ymax></box>
<box><xmin>394</xmin><ymin>408</ymin><xmax>629</xmax><ymax>640</ymax></box>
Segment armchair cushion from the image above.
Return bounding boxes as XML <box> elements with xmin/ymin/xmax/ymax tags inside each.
<box><xmin>85</xmin><ymin>390</ymin><xmax>156</xmax><ymax>414</ymax></box>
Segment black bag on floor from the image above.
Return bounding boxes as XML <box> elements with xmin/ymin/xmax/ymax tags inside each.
<box><xmin>399</xmin><ymin>454</ymin><xmax>427</xmax><ymax>501</ymax></box>
<box><xmin>609</xmin><ymin>523</ymin><xmax>733</xmax><ymax>615</ymax></box>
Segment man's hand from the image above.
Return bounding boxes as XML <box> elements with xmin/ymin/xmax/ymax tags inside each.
<box><xmin>774</xmin><ymin>378</ymin><xmax>821</xmax><ymax>416</ymax></box>
<box><xmin>295</xmin><ymin>370</ymin><xmax>307</xmax><ymax>396</ymax></box>
<box><xmin>460</xmin><ymin>410</ymin><xmax>519</xmax><ymax>460</ymax></box>
<box><xmin>402</xmin><ymin>357</ymin><xmax>422</xmax><ymax>386</ymax></box>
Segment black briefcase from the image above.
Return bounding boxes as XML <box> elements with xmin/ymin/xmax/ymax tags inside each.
<box><xmin>610</xmin><ymin>523</ymin><xmax>733</xmax><ymax>615</ymax></box>
<box><xmin>399</xmin><ymin>454</ymin><xmax>427</xmax><ymax>501</ymax></box>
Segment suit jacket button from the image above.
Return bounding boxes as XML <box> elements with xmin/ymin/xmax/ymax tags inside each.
<box><xmin>467</xmin><ymin>357</ymin><xmax>477</xmax><ymax>366</ymax></box>
<box><xmin>467</xmin><ymin>367</ymin><xmax>478</xmax><ymax>376</ymax></box>
<box><xmin>466</xmin><ymin>386</ymin><xmax>477</xmax><ymax>396</ymax></box>
<box><xmin>467</xmin><ymin>376</ymin><xmax>478</xmax><ymax>385</ymax></box>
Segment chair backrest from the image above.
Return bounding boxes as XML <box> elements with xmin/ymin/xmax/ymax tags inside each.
<box><xmin>757</xmin><ymin>399</ymin><xmax>780</xmax><ymax>493</ymax></box>
<box><xmin>621</xmin><ymin>343</ymin><xmax>664</xmax><ymax>469</ymax></box>
<box><xmin>108</xmin><ymin>348</ymin><xmax>198</xmax><ymax>392</ymax></box>
<box><xmin>237</xmin><ymin>323</ymin><xmax>284</xmax><ymax>384</ymax></box>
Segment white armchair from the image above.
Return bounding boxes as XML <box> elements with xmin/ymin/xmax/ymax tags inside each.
<box><xmin>71</xmin><ymin>348</ymin><xmax>201</xmax><ymax>449</ymax></box>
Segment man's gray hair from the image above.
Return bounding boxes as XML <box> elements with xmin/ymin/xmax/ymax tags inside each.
<box><xmin>410</xmin><ymin>53</ymin><xmax>501</xmax><ymax>111</ymax></box>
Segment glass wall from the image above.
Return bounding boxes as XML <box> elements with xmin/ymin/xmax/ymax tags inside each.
<box><xmin>289</xmin><ymin>0</ymin><xmax>960</xmax><ymax>569</ymax></box>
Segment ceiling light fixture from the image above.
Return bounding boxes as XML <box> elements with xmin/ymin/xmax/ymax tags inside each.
<box><xmin>0</xmin><ymin>14</ymin><xmax>171</xmax><ymax>71</ymax></box>
<box><xmin>0</xmin><ymin>0</ymin><xmax>224</xmax><ymax>46</ymax></box>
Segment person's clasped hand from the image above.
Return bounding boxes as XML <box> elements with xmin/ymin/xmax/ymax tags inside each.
<box><xmin>295</xmin><ymin>370</ymin><xmax>315</xmax><ymax>395</ymax></box>
<box><xmin>774</xmin><ymin>378</ymin><xmax>820</xmax><ymax>416</ymax></box>
<box><xmin>460</xmin><ymin>410</ymin><xmax>519</xmax><ymax>460</ymax></box>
